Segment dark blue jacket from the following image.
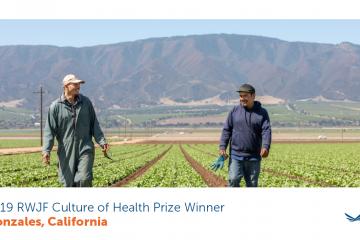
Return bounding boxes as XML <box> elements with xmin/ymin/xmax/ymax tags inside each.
<box><xmin>219</xmin><ymin>101</ymin><xmax>271</xmax><ymax>159</ymax></box>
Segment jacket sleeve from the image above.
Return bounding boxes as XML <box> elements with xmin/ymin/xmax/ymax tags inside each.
<box><xmin>89</xmin><ymin>100</ymin><xmax>107</xmax><ymax>147</ymax></box>
<box><xmin>42</xmin><ymin>104</ymin><xmax>57</xmax><ymax>154</ymax></box>
<box><xmin>261</xmin><ymin>109</ymin><xmax>272</xmax><ymax>150</ymax></box>
<box><xmin>219</xmin><ymin>109</ymin><xmax>233</xmax><ymax>150</ymax></box>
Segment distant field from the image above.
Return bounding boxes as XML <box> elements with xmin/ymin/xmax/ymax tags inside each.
<box><xmin>101</xmin><ymin>104</ymin><xmax>230</xmax><ymax>127</ymax></box>
<box><xmin>0</xmin><ymin>139</ymin><xmax>41</xmax><ymax>149</ymax></box>
<box><xmin>265</xmin><ymin>101</ymin><xmax>360</xmax><ymax>126</ymax></box>
<box><xmin>104</xmin><ymin>101</ymin><xmax>360</xmax><ymax>127</ymax></box>
<box><xmin>2</xmin><ymin>100</ymin><xmax>360</xmax><ymax>149</ymax></box>
<box><xmin>2</xmin><ymin>100</ymin><xmax>360</xmax><ymax>128</ymax></box>
<box><xmin>0</xmin><ymin>106</ymin><xmax>36</xmax><ymax>128</ymax></box>
<box><xmin>0</xmin><ymin>129</ymin><xmax>40</xmax><ymax>137</ymax></box>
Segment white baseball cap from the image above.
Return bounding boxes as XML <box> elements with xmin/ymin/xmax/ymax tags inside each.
<box><xmin>62</xmin><ymin>74</ymin><xmax>85</xmax><ymax>85</ymax></box>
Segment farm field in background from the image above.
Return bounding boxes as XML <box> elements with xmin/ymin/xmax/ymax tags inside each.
<box><xmin>0</xmin><ymin>139</ymin><xmax>41</xmax><ymax>149</ymax></box>
<box><xmin>0</xmin><ymin>143</ymin><xmax>359</xmax><ymax>187</ymax></box>
<box><xmin>2</xmin><ymin>127</ymin><xmax>360</xmax><ymax>149</ymax></box>
<box><xmin>4</xmin><ymin>100</ymin><xmax>360</xmax><ymax>129</ymax></box>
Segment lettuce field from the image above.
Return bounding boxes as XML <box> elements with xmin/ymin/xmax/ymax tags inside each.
<box><xmin>0</xmin><ymin>143</ymin><xmax>359</xmax><ymax>187</ymax></box>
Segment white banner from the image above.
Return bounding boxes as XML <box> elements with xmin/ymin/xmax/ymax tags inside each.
<box><xmin>0</xmin><ymin>188</ymin><xmax>359</xmax><ymax>240</ymax></box>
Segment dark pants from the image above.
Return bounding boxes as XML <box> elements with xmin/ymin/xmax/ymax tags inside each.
<box><xmin>228</xmin><ymin>159</ymin><xmax>261</xmax><ymax>187</ymax></box>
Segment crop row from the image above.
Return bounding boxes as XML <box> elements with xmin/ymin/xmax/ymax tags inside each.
<box><xmin>128</xmin><ymin>145</ymin><xmax>207</xmax><ymax>187</ymax></box>
<box><xmin>0</xmin><ymin>144</ymin><xmax>164</xmax><ymax>187</ymax></box>
<box><xmin>93</xmin><ymin>145</ymin><xmax>170</xmax><ymax>186</ymax></box>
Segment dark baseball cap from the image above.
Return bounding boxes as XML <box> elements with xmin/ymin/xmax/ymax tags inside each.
<box><xmin>236</xmin><ymin>83</ymin><xmax>255</xmax><ymax>93</ymax></box>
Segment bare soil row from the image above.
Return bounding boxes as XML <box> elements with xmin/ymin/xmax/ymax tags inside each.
<box><xmin>180</xmin><ymin>145</ymin><xmax>227</xmax><ymax>187</ymax></box>
<box><xmin>111</xmin><ymin>145</ymin><xmax>227</xmax><ymax>187</ymax></box>
<box><xmin>111</xmin><ymin>146</ymin><xmax>172</xmax><ymax>187</ymax></box>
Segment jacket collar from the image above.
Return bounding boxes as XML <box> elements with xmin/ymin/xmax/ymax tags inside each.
<box><xmin>241</xmin><ymin>101</ymin><xmax>261</xmax><ymax>111</ymax></box>
<box><xmin>58</xmin><ymin>93</ymin><xmax>83</xmax><ymax>105</ymax></box>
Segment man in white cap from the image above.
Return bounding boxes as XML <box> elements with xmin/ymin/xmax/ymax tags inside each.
<box><xmin>42</xmin><ymin>74</ymin><xmax>109</xmax><ymax>187</ymax></box>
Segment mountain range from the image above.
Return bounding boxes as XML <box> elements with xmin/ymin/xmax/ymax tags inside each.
<box><xmin>1</xmin><ymin>34</ymin><xmax>360</xmax><ymax>109</ymax></box>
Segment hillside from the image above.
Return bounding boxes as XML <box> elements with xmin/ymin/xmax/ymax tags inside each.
<box><xmin>0</xmin><ymin>34</ymin><xmax>359</xmax><ymax>110</ymax></box>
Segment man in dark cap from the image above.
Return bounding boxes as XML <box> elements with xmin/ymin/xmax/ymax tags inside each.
<box><xmin>211</xmin><ymin>83</ymin><xmax>272</xmax><ymax>187</ymax></box>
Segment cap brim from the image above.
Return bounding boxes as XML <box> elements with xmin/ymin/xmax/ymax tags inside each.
<box><xmin>64</xmin><ymin>80</ymin><xmax>85</xmax><ymax>85</ymax></box>
<box><xmin>236</xmin><ymin>90</ymin><xmax>252</xmax><ymax>93</ymax></box>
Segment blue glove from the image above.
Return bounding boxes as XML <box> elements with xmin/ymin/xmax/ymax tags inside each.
<box><xmin>210</xmin><ymin>155</ymin><xmax>226</xmax><ymax>171</ymax></box>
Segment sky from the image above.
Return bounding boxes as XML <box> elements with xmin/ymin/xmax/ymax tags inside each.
<box><xmin>0</xmin><ymin>20</ymin><xmax>359</xmax><ymax>47</ymax></box>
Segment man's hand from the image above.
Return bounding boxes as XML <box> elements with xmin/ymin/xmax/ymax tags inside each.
<box><xmin>42</xmin><ymin>152</ymin><xmax>50</xmax><ymax>165</ymax></box>
<box><xmin>218</xmin><ymin>149</ymin><xmax>228</xmax><ymax>160</ymax></box>
<box><xmin>102</xmin><ymin>143</ymin><xmax>110</xmax><ymax>155</ymax></box>
<box><xmin>260</xmin><ymin>148</ymin><xmax>269</xmax><ymax>158</ymax></box>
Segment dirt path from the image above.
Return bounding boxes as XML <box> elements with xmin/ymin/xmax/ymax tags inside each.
<box><xmin>0</xmin><ymin>138</ymin><xmax>146</xmax><ymax>155</ymax></box>
<box><xmin>0</xmin><ymin>146</ymin><xmax>45</xmax><ymax>155</ymax></box>
<box><xmin>111</xmin><ymin>146</ymin><xmax>172</xmax><ymax>187</ymax></box>
<box><xmin>180</xmin><ymin>145</ymin><xmax>227</xmax><ymax>187</ymax></box>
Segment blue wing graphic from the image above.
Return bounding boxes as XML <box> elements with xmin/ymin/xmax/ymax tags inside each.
<box><xmin>345</xmin><ymin>213</ymin><xmax>360</xmax><ymax>222</ymax></box>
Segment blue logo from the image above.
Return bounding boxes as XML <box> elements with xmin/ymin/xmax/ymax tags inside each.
<box><xmin>345</xmin><ymin>213</ymin><xmax>360</xmax><ymax>222</ymax></box>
